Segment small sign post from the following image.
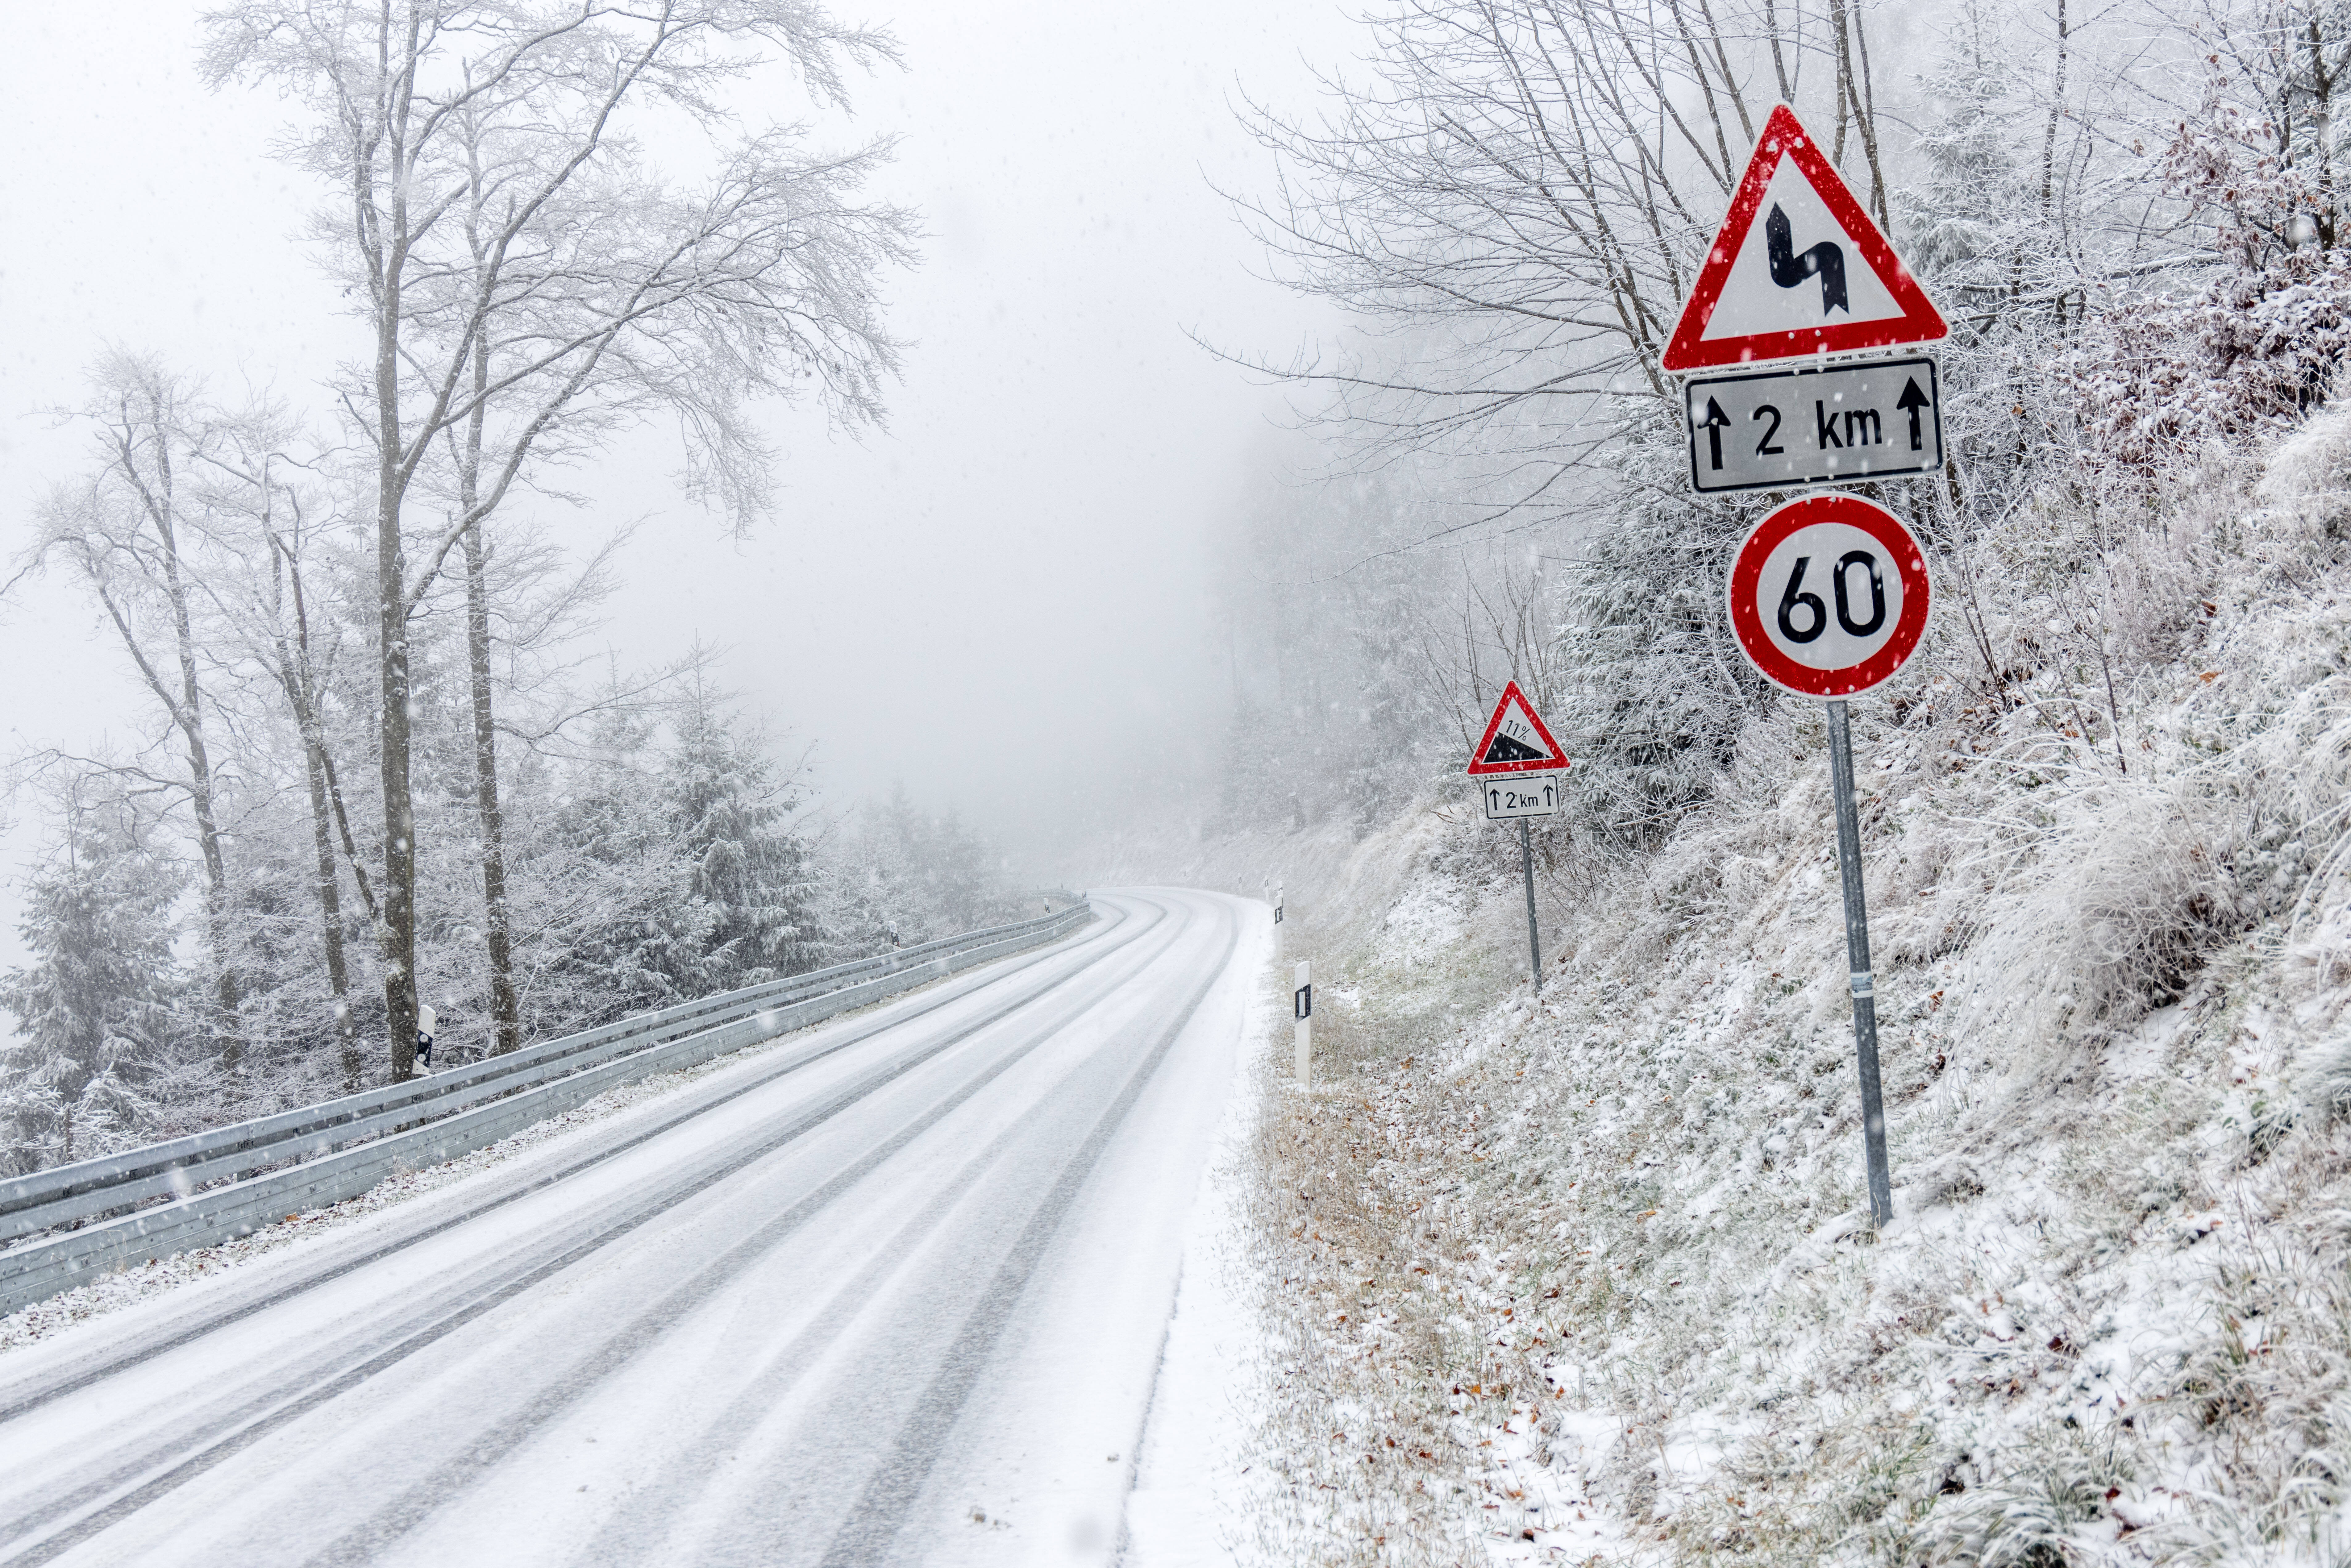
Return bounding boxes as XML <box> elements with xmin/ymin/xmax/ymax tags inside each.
<box><xmin>1466</xmin><ymin>681</ymin><xmax>1572</xmax><ymax>993</ymax></box>
<box><xmin>1517</xmin><ymin>818</ymin><xmax>1541</xmax><ymax>990</ymax></box>
<box><xmin>1293</xmin><ymin>959</ymin><xmax>1313</xmax><ymax>1085</ymax></box>
<box><xmin>1725</xmin><ymin>493</ymin><xmax>1932</xmax><ymax>1229</ymax></box>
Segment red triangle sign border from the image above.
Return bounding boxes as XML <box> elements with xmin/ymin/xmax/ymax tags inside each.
<box><xmin>1661</xmin><ymin>103</ymin><xmax>1947</xmax><ymax>373</ymax></box>
<box><xmin>1466</xmin><ymin>680</ymin><xmax>1572</xmax><ymax>776</ymax></box>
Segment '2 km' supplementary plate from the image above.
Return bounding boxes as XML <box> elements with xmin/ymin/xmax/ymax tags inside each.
<box><xmin>1479</xmin><ymin>772</ymin><xmax>1563</xmax><ymax>821</ymax></box>
<box><xmin>1685</xmin><ymin>356</ymin><xmax>1941</xmax><ymax>494</ymax></box>
<box><xmin>1726</xmin><ymin>493</ymin><xmax>1931</xmax><ymax>698</ymax></box>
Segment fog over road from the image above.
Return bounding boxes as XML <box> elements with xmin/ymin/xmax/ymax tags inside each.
<box><xmin>0</xmin><ymin>892</ymin><xmax>1261</xmax><ymax>1567</ymax></box>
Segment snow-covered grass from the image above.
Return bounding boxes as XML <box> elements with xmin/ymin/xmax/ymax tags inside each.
<box><xmin>1225</xmin><ymin>410</ymin><xmax>2351</xmax><ymax>1564</ymax></box>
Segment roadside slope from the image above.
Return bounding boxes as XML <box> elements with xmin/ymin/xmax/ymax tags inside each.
<box><xmin>1234</xmin><ymin>410</ymin><xmax>2351</xmax><ymax>1565</ymax></box>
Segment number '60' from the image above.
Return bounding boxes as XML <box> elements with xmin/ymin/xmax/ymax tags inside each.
<box><xmin>1775</xmin><ymin>551</ymin><xmax>1886</xmax><ymax>644</ymax></box>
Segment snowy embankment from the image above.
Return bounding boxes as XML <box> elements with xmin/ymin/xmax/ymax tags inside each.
<box><xmin>1225</xmin><ymin>414</ymin><xmax>2351</xmax><ymax>1564</ymax></box>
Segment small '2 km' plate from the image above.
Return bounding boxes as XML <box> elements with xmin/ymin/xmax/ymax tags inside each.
<box><xmin>1480</xmin><ymin>771</ymin><xmax>1564</xmax><ymax>821</ymax></box>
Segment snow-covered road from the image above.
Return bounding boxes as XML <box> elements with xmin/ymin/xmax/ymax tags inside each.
<box><xmin>0</xmin><ymin>890</ymin><xmax>1263</xmax><ymax>1567</ymax></box>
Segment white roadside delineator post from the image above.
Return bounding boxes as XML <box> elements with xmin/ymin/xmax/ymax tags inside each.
<box><xmin>1292</xmin><ymin>959</ymin><xmax>1312</xmax><ymax>1086</ymax></box>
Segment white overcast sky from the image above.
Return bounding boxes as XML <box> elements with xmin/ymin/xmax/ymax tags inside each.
<box><xmin>0</xmin><ymin>0</ymin><xmax>1364</xmax><ymax>964</ymax></box>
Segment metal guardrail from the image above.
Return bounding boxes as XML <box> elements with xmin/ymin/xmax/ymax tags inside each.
<box><xmin>0</xmin><ymin>896</ymin><xmax>1092</xmax><ymax>1316</ymax></box>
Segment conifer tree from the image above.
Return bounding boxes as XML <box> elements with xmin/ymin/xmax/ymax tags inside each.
<box><xmin>0</xmin><ymin>782</ymin><xmax>183</xmax><ymax>1173</ymax></box>
<box><xmin>666</xmin><ymin>683</ymin><xmax>819</xmax><ymax>987</ymax></box>
<box><xmin>535</xmin><ymin>703</ymin><xmax>715</xmax><ymax>1024</ymax></box>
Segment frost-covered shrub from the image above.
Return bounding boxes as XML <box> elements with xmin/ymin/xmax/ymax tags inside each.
<box><xmin>2066</xmin><ymin>79</ymin><xmax>2351</xmax><ymax>475</ymax></box>
<box><xmin>2068</xmin><ymin>256</ymin><xmax>2351</xmax><ymax>472</ymax></box>
<box><xmin>2061</xmin><ymin>795</ymin><xmax>2248</xmax><ymax>1007</ymax></box>
<box><xmin>2304</xmin><ymin>1033</ymin><xmax>2351</xmax><ymax>1124</ymax></box>
<box><xmin>2255</xmin><ymin>391</ymin><xmax>2351</xmax><ymax>541</ymax></box>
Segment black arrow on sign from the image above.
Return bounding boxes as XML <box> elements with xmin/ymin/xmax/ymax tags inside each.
<box><xmin>1698</xmin><ymin>397</ymin><xmax>1732</xmax><ymax>469</ymax></box>
<box><xmin>1895</xmin><ymin>377</ymin><xmax>1931</xmax><ymax>451</ymax></box>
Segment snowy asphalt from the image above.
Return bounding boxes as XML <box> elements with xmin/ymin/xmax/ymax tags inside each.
<box><xmin>0</xmin><ymin>889</ymin><xmax>1261</xmax><ymax>1567</ymax></box>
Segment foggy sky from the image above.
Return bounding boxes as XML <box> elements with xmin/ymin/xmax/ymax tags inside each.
<box><xmin>0</xmin><ymin>0</ymin><xmax>1361</xmax><ymax>976</ymax></box>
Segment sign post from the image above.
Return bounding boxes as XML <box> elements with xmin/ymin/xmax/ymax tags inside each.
<box><xmin>1517</xmin><ymin>818</ymin><xmax>1541</xmax><ymax>988</ymax></box>
<box><xmin>1663</xmin><ymin>103</ymin><xmax>1947</xmax><ymax>1232</ymax></box>
<box><xmin>1824</xmin><ymin>700</ymin><xmax>1891</xmax><ymax>1228</ymax></box>
<box><xmin>1466</xmin><ymin>681</ymin><xmax>1572</xmax><ymax>993</ymax></box>
<box><xmin>1724</xmin><ymin>493</ymin><xmax>1930</xmax><ymax>1229</ymax></box>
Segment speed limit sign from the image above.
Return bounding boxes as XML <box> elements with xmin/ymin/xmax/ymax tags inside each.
<box><xmin>1726</xmin><ymin>493</ymin><xmax>1930</xmax><ymax>697</ymax></box>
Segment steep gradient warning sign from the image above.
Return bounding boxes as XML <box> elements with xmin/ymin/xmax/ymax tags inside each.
<box><xmin>1466</xmin><ymin>682</ymin><xmax>1571</xmax><ymax>776</ymax></box>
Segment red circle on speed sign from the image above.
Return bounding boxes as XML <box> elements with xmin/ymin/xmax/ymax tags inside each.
<box><xmin>1726</xmin><ymin>494</ymin><xmax>1931</xmax><ymax>698</ymax></box>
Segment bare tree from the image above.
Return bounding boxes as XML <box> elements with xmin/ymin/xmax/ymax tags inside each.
<box><xmin>1211</xmin><ymin>1</ymin><xmax>1903</xmax><ymax>833</ymax></box>
<box><xmin>1225</xmin><ymin>0</ymin><xmax>1886</xmax><ymax>503</ymax></box>
<box><xmin>191</xmin><ymin>427</ymin><xmax>378</xmax><ymax>1090</ymax></box>
<box><xmin>201</xmin><ymin>0</ymin><xmax>914</xmax><ymax>1078</ymax></box>
<box><xmin>25</xmin><ymin>355</ymin><xmax>249</xmax><ymax>1073</ymax></box>
<box><xmin>425</xmin><ymin>88</ymin><xmax>909</xmax><ymax>1054</ymax></box>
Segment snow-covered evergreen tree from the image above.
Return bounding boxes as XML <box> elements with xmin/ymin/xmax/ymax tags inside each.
<box><xmin>666</xmin><ymin>683</ymin><xmax>821</xmax><ymax>987</ymax></box>
<box><xmin>0</xmin><ymin>781</ymin><xmax>184</xmax><ymax>1173</ymax></box>
<box><xmin>526</xmin><ymin>703</ymin><xmax>716</xmax><ymax>1028</ymax></box>
<box><xmin>822</xmin><ymin>788</ymin><xmax>1008</xmax><ymax>950</ymax></box>
<box><xmin>1908</xmin><ymin>2</ymin><xmax>2059</xmax><ymax>296</ymax></box>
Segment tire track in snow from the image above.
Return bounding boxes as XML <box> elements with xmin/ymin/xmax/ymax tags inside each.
<box><xmin>0</xmin><ymin>900</ymin><xmax>1143</xmax><ymax>1427</ymax></box>
<box><xmin>300</xmin><ymin>907</ymin><xmax>1223</xmax><ymax>1566</ymax></box>
<box><xmin>0</xmin><ymin>898</ymin><xmax>1192</xmax><ymax>1566</ymax></box>
<box><xmin>815</xmin><ymin>899</ymin><xmax>1240</xmax><ymax>1568</ymax></box>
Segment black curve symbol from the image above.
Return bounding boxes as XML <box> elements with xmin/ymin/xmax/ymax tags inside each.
<box><xmin>1764</xmin><ymin>203</ymin><xmax>1848</xmax><ymax>316</ymax></box>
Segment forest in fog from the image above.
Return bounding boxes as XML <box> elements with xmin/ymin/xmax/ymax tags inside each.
<box><xmin>0</xmin><ymin>4</ymin><xmax>1017</xmax><ymax>1170</ymax></box>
